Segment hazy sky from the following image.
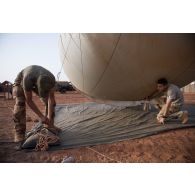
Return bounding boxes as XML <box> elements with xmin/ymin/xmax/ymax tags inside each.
<box><xmin>0</xmin><ymin>33</ymin><xmax>69</xmax><ymax>83</ymax></box>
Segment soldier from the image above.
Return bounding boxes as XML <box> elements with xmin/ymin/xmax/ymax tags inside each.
<box><xmin>13</xmin><ymin>65</ymin><xmax>57</xmax><ymax>146</ymax></box>
<box><xmin>155</xmin><ymin>78</ymin><xmax>188</xmax><ymax>124</ymax></box>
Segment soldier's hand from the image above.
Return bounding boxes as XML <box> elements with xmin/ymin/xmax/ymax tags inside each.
<box><xmin>157</xmin><ymin>117</ymin><xmax>165</xmax><ymax>125</ymax></box>
<box><xmin>40</xmin><ymin>116</ymin><xmax>50</xmax><ymax>125</ymax></box>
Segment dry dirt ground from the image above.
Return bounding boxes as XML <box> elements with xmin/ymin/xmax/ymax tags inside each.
<box><xmin>0</xmin><ymin>91</ymin><xmax>195</xmax><ymax>163</ymax></box>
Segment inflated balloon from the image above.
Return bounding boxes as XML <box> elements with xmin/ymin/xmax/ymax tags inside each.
<box><xmin>59</xmin><ymin>33</ymin><xmax>195</xmax><ymax>101</ymax></box>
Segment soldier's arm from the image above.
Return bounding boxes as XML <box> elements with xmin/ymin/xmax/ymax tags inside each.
<box><xmin>24</xmin><ymin>90</ymin><xmax>49</xmax><ymax>124</ymax></box>
<box><xmin>163</xmin><ymin>98</ymin><xmax>172</xmax><ymax>117</ymax></box>
<box><xmin>147</xmin><ymin>89</ymin><xmax>162</xmax><ymax>100</ymax></box>
<box><xmin>163</xmin><ymin>88</ymin><xmax>176</xmax><ymax>116</ymax></box>
<box><xmin>47</xmin><ymin>88</ymin><xmax>56</xmax><ymax>126</ymax></box>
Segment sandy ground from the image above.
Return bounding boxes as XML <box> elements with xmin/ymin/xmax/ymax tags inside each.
<box><xmin>0</xmin><ymin>91</ymin><xmax>195</xmax><ymax>163</ymax></box>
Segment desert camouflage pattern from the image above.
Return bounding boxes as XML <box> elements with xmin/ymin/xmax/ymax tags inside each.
<box><xmin>157</xmin><ymin>103</ymin><xmax>184</xmax><ymax>120</ymax></box>
<box><xmin>13</xmin><ymin>85</ymin><xmax>26</xmax><ymax>142</ymax></box>
<box><xmin>12</xmin><ymin>83</ymin><xmax>56</xmax><ymax>142</ymax></box>
<box><xmin>154</xmin><ymin>96</ymin><xmax>184</xmax><ymax>120</ymax></box>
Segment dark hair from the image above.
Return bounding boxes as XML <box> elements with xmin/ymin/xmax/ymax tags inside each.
<box><xmin>157</xmin><ymin>78</ymin><xmax>168</xmax><ymax>85</ymax></box>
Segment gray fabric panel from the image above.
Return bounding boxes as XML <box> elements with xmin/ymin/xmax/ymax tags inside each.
<box><xmin>52</xmin><ymin>103</ymin><xmax>195</xmax><ymax>149</ymax></box>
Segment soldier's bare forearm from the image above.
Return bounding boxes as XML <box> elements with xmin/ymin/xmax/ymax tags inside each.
<box><xmin>24</xmin><ymin>90</ymin><xmax>44</xmax><ymax>119</ymax></box>
<box><xmin>45</xmin><ymin>104</ymin><xmax>48</xmax><ymax>117</ymax></box>
<box><xmin>27</xmin><ymin>99</ymin><xmax>44</xmax><ymax>119</ymax></box>
<box><xmin>147</xmin><ymin>90</ymin><xmax>160</xmax><ymax>100</ymax></box>
<box><xmin>48</xmin><ymin>102</ymin><xmax>54</xmax><ymax>119</ymax></box>
<box><xmin>47</xmin><ymin>90</ymin><xmax>56</xmax><ymax>126</ymax></box>
<box><xmin>164</xmin><ymin>99</ymin><xmax>172</xmax><ymax>116</ymax></box>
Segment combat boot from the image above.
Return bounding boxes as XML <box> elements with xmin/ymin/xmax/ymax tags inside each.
<box><xmin>181</xmin><ymin>111</ymin><xmax>188</xmax><ymax>124</ymax></box>
<box><xmin>14</xmin><ymin>133</ymin><xmax>25</xmax><ymax>151</ymax></box>
<box><xmin>14</xmin><ymin>133</ymin><xmax>25</xmax><ymax>143</ymax></box>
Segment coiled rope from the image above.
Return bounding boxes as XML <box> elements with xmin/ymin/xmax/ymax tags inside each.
<box><xmin>35</xmin><ymin>129</ymin><xmax>60</xmax><ymax>151</ymax></box>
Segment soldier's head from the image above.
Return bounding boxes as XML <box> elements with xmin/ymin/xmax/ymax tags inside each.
<box><xmin>157</xmin><ymin>78</ymin><xmax>168</xmax><ymax>92</ymax></box>
<box><xmin>37</xmin><ymin>75</ymin><xmax>55</xmax><ymax>98</ymax></box>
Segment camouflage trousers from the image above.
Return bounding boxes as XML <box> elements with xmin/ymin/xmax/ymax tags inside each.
<box><xmin>157</xmin><ymin>104</ymin><xmax>184</xmax><ymax>120</ymax></box>
<box><xmin>153</xmin><ymin>97</ymin><xmax>184</xmax><ymax>120</ymax></box>
<box><xmin>12</xmin><ymin>85</ymin><xmax>56</xmax><ymax>142</ymax></box>
<box><xmin>13</xmin><ymin>85</ymin><xmax>26</xmax><ymax>141</ymax></box>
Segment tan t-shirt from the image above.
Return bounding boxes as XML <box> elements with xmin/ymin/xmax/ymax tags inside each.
<box><xmin>166</xmin><ymin>84</ymin><xmax>184</xmax><ymax>107</ymax></box>
<box><xmin>14</xmin><ymin>65</ymin><xmax>55</xmax><ymax>98</ymax></box>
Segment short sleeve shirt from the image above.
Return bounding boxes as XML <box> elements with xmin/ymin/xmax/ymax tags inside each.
<box><xmin>166</xmin><ymin>84</ymin><xmax>184</xmax><ymax>106</ymax></box>
<box><xmin>14</xmin><ymin>65</ymin><xmax>55</xmax><ymax>98</ymax></box>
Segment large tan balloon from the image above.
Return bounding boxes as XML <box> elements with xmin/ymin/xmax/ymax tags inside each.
<box><xmin>59</xmin><ymin>33</ymin><xmax>195</xmax><ymax>101</ymax></box>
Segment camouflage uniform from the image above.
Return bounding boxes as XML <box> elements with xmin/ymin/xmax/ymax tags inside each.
<box><xmin>156</xmin><ymin>102</ymin><xmax>184</xmax><ymax>121</ymax></box>
<box><xmin>13</xmin><ymin>84</ymin><xmax>26</xmax><ymax>142</ymax></box>
<box><xmin>154</xmin><ymin>84</ymin><xmax>186</xmax><ymax>121</ymax></box>
<box><xmin>13</xmin><ymin>65</ymin><xmax>56</xmax><ymax>142</ymax></box>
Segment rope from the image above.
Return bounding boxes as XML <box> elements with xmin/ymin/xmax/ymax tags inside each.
<box><xmin>143</xmin><ymin>100</ymin><xmax>152</xmax><ymax>111</ymax></box>
<box><xmin>69</xmin><ymin>33</ymin><xmax>80</xmax><ymax>49</ymax></box>
<box><xmin>56</xmin><ymin>63</ymin><xmax>64</xmax><ymax>81</ymax></box>
<box><xmin>89</xmin><ymin>33</ymin><xmax>122</xmax><ymax>93</ymax></box>
<box><xmin>86</xmin><ymin>147</ymin><xmax>122</xmax><ymax>163</ymax></box>
<box><xmin>57</xmin><ymin>34</ymin><xmax>72</xmax><ymax>81</ymax></box>
<box><xmin>60</xmin><ymin>34</ymin><xmax>71</xmax><ymax>67</ymax></box>
<box><xmin>79</xmin><ymin>33</ymin><xmax>85</xmax><ymax>120</ymax></box>
<box><xmin>35</xmin><ymin>130</ymin><xmax>60</xmax><ymax>151</ymax></box>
